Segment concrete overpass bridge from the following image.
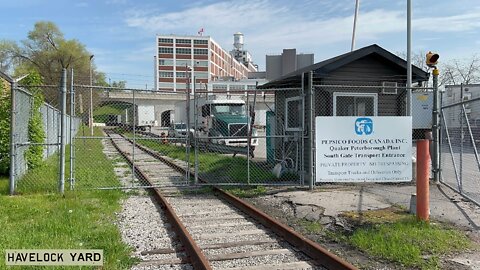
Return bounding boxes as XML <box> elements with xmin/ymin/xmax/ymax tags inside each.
<box><xmin>100</xmin><ymin>90</ymin><xmax>274</xmax><ymax>127</ymax></box>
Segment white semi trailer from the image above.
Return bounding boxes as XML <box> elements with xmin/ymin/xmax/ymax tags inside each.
<box><xmin>126</xmin><ymin>105</ymin><xmax>156</xmax><ymax>131</ymax></box>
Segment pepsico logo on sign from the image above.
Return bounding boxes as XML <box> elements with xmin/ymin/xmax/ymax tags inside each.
<box><xmin>355</xmin><ymin>117</ymin><xmax>373</xmax><ymax>135</ymax></box>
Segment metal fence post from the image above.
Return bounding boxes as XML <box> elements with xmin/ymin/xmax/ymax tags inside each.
<box><xmin>59</xmin><ymin>68</ymin><xmax>67</xmax><ymax>194</ymax></box>
<box><xmin>132</xmin><ymin>88</ymin><xmax>136</xmax><ymax>183</ymax></box>
<box><xmin>247</xmin><ymin>93</ymin><xmax>251</xmax><ymax>185</ymax></box>
<box><xmin>432</xmin><ymin>68</ymin><xmax>440</xmax><ymax>183</ymax></box>
<box><xmin>69</xmin><ymin>68</ymin><xmax>75</xmax><ymax>190</ymax></box>
<box><xmin>308</xmin><ymin>71</ymin><xmax>315</xmax><ymax>190</ymax></box>
<box><xmin>193</xmin><ymin>77</ymin><xmax>199</xmax><ymax>185</ymax></box>
<box><xmin>301</xmin><ymin>74</ymin><xmax>305</xmax><ymax>186</ymax></box>
<box><xmin>459</xmin><ymin>83</ymin><xmax>464</xmax><ymax>192</ymax></box>
<box><xmin>9</xmin><ymin>80</ymin><xmax>17</xmax><ymax>195</ymax></box>
<box><xmin>186</xmin><ymin>66</ymin><xmax>191</xmax><ymax>183</ymax></box>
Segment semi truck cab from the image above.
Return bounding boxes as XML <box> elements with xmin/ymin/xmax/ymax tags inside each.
<box><xmin>200</xmin><ymin>100</ymin><xmax>258</xmax><ymax>146</ymax></box>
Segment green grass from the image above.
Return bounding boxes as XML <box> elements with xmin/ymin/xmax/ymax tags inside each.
<box><xmin>0</xmin><ymin>126</ymin><xmax>137</xmax><ymax>269</ymax></box>
<box><xmin>348</xmin><ymin>216</ymin><xmax>471</xmax><ymax>269</ymax></box>
<box><xmin>298</xmin><ymin>219</ymin><xmax>324</xmax><ymax>234</ymax></box>
<box><xmin>126</xmin><ymin>133</ymin><xmax>295</xmax><ymax>184</ymax></box>
<box><xmin>223</xmin><ymin>185</ymin><xmax>268</xmax><ymax>197</ymax></box>
<box><xmin>298</xmin><ymin>208</ymin><xmax>474</xmax><ymax>269</ymax></box>
<box><xmin>93</xmin><ymin>103</ymin><xmax>130</xmax><ymax>123</ymax></box>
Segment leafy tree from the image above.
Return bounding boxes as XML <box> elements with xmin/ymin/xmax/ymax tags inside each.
<box><xmin>0</xmin><ymin>21</ymin><xmax>107</xmax><ymax>86</ymax></box>
<box><xmin>0</xmin><ymin>40</ymin><xmax>18</xmax><ymax>73</ymax></box>
<box><xmin>0</xmin><ymin>79</ymin><xmax>10</xmax><ymax>174</ymax></box>
<box><xmin>110</xmin><ymin>80</ymin><xmax>127</xmax><ymax>89</ymax></box>
<box><xmin>22</xmin><ymin>71</ymin><xmax>46</xmax><ymax>170</ymax></box>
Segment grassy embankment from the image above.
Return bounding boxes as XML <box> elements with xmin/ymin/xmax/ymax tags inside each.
<box><xmin>125</xmin><ymin>131</ymin><xmax>294</xmax><ymax>184</ymax></box>
<box><xmin>300</xmin><ymin>208</ymin><xmax>472</xmax><ymax>269</ymax></box>
<box><xmin>0</xmin><ymin>127</ymin><xmax>136</xmax><ymax>269</ymax></box>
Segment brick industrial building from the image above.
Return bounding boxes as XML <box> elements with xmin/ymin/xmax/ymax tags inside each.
<box><xmin>155</xmin><ymin>32</ymin><xmax>258</xmax><ymax>92</ymax></box>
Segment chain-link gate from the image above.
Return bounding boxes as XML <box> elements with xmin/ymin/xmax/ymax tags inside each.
<box><xmin>8</xmin><ymin>80</ymin><xmax>80</xmax><ymax>194</ymax></box>
<box><xmin>441</xmin><ymin>84</ymin><xmax>480</xmax><ymax>205</ymax></box>
<box><xmin>191</xmin><ymin>89</ymin><xmax>304</xmax><ymax>186</ymax></box>
<box><xmin>72</xmin><ymin>85</ymin><xmax>191</xmax><ymax>189</ymax></box>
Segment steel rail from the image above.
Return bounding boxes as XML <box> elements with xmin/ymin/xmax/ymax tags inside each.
<box><xmin>106</xmin><ymin>132</ymin><xmax>212</xmax><ymax>270</ymax></box>
<box><xmin>120</xmin><ymin>133</ymin><xmax>358</xmax><ymax>270</ymax></box>
<box><xmin>213</xmin><ymin>188</ymin><xmax>357</xmax><ymax>270</ymax></box>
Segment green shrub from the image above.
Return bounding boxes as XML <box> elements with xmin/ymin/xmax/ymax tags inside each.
<box><xmin>23</xmin><ymin>72</ymin><xmax>45</xmax><ymax>170</ymax></box>
<box><xmin>0</xmin><ymin>82</ymin><xmax>10</xmax><ymax>175</ymax></box>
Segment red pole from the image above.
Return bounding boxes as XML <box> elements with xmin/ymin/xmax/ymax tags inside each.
<box><xmin>416</xmin><ymin>139</ymin><xmax>430</xmax><ymax>221</ymax></box>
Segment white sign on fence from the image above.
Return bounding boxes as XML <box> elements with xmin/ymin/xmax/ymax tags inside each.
<box><xmin>315</xmin><ymin>116</ymin><xmax>412</xmax><ymax>182</ymax></box>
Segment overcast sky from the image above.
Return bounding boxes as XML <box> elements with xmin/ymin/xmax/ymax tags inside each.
<box><xmin>2</xmin><ymin>0</ymin><xmax>480</xmax><ymax>87</ymax></box>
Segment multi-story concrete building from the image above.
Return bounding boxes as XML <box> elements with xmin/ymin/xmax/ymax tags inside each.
<box><xmin>266</xmin><ymin>49</ymin><xmax>314</xmax><ymax>81</ymax></box>
<box><xmin>155</xmin><ymin>33</ymin><xmax>257</xmax><ymax>92</ymax></box>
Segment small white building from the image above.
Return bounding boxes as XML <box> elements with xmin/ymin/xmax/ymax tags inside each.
<box><xmin>444</xmin><ymin>84</ymin><xmax>480</xmax><ymax>128</ymax></box>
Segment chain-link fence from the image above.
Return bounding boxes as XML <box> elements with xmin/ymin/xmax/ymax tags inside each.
<box><xmin>441</xmin><ymin>84</ymin><xmax>480</xmax><ymax>205</ymax></box>
<box><xmin>72</xmin><ymin>85</ymin><xmax>191</xmax><ymax>189</ymax></box>
<box><xmin>10</xmin><ymin>83</ymin><xmax>80</xmax><ymax>194</ymax></box>
<box><xmin>70</xmin><ymin>85</ymin><xmax>299</xmax><ymax>190</ymax></box>
<box><xmin>8</xmin><ymin>68</ymin><xmax>444</xmax><ymax>193</ymax></box>
<box><xmin>191</xmin><ymin>90</ymin><xmax>300</xmax><ymax>186</ymax></box>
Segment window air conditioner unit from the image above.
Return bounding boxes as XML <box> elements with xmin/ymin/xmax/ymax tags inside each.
<box><xmin>382</xmin><ymin>82</ymin><xmax>398</xmax><ymax>94</ymax></box>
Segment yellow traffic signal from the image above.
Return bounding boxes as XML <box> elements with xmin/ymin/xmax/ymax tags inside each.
<box><xmin>426</xmin><ymin>51</ymin><xmax>439</xmax><ymax>67</ymax></box>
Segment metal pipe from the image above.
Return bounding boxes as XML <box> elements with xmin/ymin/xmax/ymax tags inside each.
<box><xmin>440</xmin><ymin>181</ymin><xmax>480</xmax><ymax>208</ymax></box>
<box><xmin>301</xmin><ymin>73</ymin><xmax>305</xmax><ymax>186</ymax></box>
<box><xmin>247</xmin><ymin>93</ymin><xmax>250</xmax><ymax>185</ymax></box>
<box><xmin>193</xmin><ymin>76</ymin><xmax>199</xmax><ymax>185</ymax></box>
<box><xmin>416</xmin><ymin>140</ymin><xmax>430</xmax><ymax>221</ymax></box>
<box><xmin>439</xmin><ymin>88</ymin><xmax>444</xmax><ymax>181</ymax></box>
<box><xmin>89</xmin><ymin>55</ymin><xmax>94</xmax><ymax>136</ymax></box>
<box><xmin>59</xmin><ymin>68</ymin><xmax>67</xmax><ymax>194</ymax></box>
<box><xmin>440</xmin><ymin>109</ymin><xmax>462</xmax><ymax>193</ymax></box>
<box><xmin>69</xmin><ymin>68</ymin><xmax>75</xmax><ymax>190</ymax></box>
<box><xmin>438</xmin><ymin>94</ymin><xmax>480</xmax><ymax>109</ymax></box>
<box><xmin>351</xmin><ymin>0</ymin><xmax>360</xmax><ymax>51</ymax></box>
<box><xmin>132</xmin><ymin>88</ymin><xmax>136</xmax><ymax>183</ymax></box>
<box><xmin>185</xmin><ymin>65</ymin><xmax>191</xmax><ymax>182</ymax></box>
<box><xmin>462</xmin><ymin>103</ymin><xmax>480</xmax><ymax>172</ymax></box>
<box><xmin>432</xmin><ymin>68</ymin><xmax>440</xmax><ymax>183</ymax></box>
<box><xmin>460</xmin><ymin>83</ymin><xmax>464</xmax><ymax>192</ymax></box>
<box><xmin>9</xmin><ymin>80</ymin><xmax>16</xmax><ymax>195</ymax></box>
<box><xmin>308</xmin><ymin>71</ymin><xmax>315</xmax><ymax>190</ymax></box>
<box><xmin>406</xmin><ymin>0</ymin><xmax>412</xmax><ymax>116</ymax></box>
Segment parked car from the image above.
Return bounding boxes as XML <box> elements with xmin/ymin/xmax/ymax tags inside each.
<box><xmin>168</xmin><ymin>123</ymin><xmax>189</xmax><ymax>138</ymax></box>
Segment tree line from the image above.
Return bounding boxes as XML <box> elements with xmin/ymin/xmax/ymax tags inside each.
<box><xmin>0</xmin><ymin>21</ymin><xmax>127</xmax><ymax>176</ymax></box>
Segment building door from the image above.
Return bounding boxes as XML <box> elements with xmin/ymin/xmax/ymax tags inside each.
<box><xmin>161</xmin><ymin>110</ymin><xmax>172</xmax><ymax>127</ymax></box>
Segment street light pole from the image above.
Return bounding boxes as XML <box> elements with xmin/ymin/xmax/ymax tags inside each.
<box><xmin>351</xmin><ymin>0</ymin><xmax>360</xmax><ymax>51</ymax></box>
<box><xmin>89</xmin><ymin>54</ymin><xmax>94</xmax><ymax>136</ymax></box>
<box><xmin>406</xmin><ymin>0</ymin><xmax>412</xmax><ymax>116</ymax></box>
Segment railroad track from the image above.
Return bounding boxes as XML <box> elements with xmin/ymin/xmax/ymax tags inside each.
<box><xmin>106</xmin><ymin>131</ymin><xmax>357</xmax><ymax>270</ymax></box>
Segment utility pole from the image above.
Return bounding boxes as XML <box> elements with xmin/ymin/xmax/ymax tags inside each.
<box><xmin>432</xmin><ymin>67</ymin><xmax>440</xmax><ymax>183</ymax></box>
<box><xmin>426</xmin><ymin>51</ymin><xmax>440</xmax><ymax>183</ymax></box>
<box><xmin>406</xmin><ymin>0</ymin><xmax>412</xmax><ymax>116</ymax></box>
<box><xmin>351</xmin><ymin>0</ymin><xmax>360</xmax><ymax>51</ymax></box>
